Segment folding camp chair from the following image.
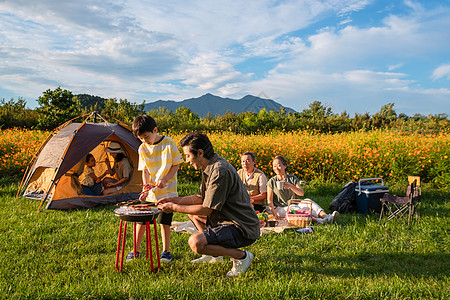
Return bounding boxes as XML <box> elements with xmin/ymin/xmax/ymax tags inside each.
<box><xmin>379</xmin><ymin>176</ymin><xmax>421</xmax><ymax>226</ymax></box>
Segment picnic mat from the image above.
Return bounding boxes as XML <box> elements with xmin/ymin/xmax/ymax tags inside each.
<box><xmin>171</xmin><ymin>220</ymin><xmax>298</xmax><ymax>235</ymax></box>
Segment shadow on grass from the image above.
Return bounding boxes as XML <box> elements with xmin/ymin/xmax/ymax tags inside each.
<box><xmin>272</xmin><ymin>252</ymin><xmax>449</xmax><ymax>279</ymax></box>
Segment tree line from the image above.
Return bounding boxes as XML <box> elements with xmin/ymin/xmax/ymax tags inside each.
<box><xmin>1</xmin><ymin>87</ymin><xmax>448</xmax><ymax>133</ymax></box>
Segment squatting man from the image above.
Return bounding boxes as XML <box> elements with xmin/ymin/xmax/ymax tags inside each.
<box><xmin>157</xmin><ymin>131</ymin><xmax>260</xmax><ymax>276</ymax></box>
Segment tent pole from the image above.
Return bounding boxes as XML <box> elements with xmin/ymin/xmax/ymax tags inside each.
<box><xmin>44</xmin><ymin>181</ymin><xmax>58</xmax><ymax>210</ymax></box>
<box><xmin>37</xmin><ymin>176</ymin><xmax>58</xmax><ymax>212</ymax></box>
<box><xmin>16</xmin><ymin>165</ymin><xmax>29</xmax><ymax>199</ymax></box>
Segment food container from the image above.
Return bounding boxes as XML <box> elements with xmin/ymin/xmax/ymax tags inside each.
<box><xmin>268</xmin><ymin>219</ymin><xmax>278</xmax><ymax>227</ymax></box>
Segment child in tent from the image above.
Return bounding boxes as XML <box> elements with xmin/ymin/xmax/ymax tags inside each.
<box><xmin>267</xmin><ymin>155</ymin><xmax>339</xmax><ymax>223</ymax></box>
<box><xmin>79</xmin><ymin>153</ymin><xmax>108</xmax><ymax>196</ymax></box>
<box><xmin>127</xmin><ymin>115</ymin><xmax>183</xmax><ymax>263</ymax></box>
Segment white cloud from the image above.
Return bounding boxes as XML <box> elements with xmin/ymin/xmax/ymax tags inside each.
<box><xmin>432</xmin><ymin>64</ymin><xmax>450</xmax><ymax>80</ymax></box>
<box><xmin>388</xmin><ymin>63</ymin><xmax>403</xmax><ymax>71</ymax></box>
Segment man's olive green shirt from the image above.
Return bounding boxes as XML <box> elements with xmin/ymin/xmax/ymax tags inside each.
<box><xmin>201</xmin><ymin>153</ymin><xmax>260</xmax><ymax>240</ymax></box>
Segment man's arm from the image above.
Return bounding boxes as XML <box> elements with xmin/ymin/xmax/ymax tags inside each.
<box><xmin>157</xmin><ymin>194</ymin><xmax>203</xmax><ymax>205</ymax></box>
<box><xmin>250</xmin><ymin>192</ymin><xmax>267</xmax><ymax>203</ymax></box>
<box><xmin>159</xmin><ymin>203</ymin><xmax>213</xmax><ymax>216</ymax></box>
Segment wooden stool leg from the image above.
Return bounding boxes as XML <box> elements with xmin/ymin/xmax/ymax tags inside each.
<box><xmin>115</xmin><ymin>220</ymin><xmax>123</xmax><ymax>271</ymax></box>
<box><xmin>153</xmin><ymin>219</ymin><xmax>161</xmax><ymax>272</ymax></box>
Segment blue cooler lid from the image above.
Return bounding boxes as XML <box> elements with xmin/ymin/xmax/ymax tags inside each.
<box><xmin>355</xmin><ymin>184</ymin><xmax>389</xmax><ymax>192</ymax></box>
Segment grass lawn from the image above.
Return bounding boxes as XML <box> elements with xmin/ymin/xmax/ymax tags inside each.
<box><xmin>1</xmin><ymin>181</ymin><xmax>448</xmax><ymax>299</ymax></box>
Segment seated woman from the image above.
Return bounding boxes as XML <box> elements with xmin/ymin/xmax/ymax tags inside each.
<box><xmin>267</xmin><ymin>155</ymin><xmax>339</xmax><ymax>224</ymax></box>
<box><xmin>102</xmin><ymin>141</ymin><xmax>132</xmax><ymax>195</ymax></box>
<box><xmin>79</xmin><ymin>153</ymin><xmax>107</xmax><ymax>196</ymax></box>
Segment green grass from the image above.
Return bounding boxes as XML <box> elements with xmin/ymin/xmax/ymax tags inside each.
<box><xmin>1</xmin><ymin>181</ymin><xmax>449</xmax><ymax>299</ymax></box>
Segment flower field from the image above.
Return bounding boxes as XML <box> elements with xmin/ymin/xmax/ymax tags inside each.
<box><xmin>0</xmin><ymin>128</ymin><xmax>49</xmax><ymax>182</ymax></box>
<box><xmin>1</xmin><ymin>128</ymin><xmax>449</xmax><ymax>188</ymax></box>
<box><xmin>172</xmin><ymin>129</ymin><xmax>450</xmax><ymax>188</ymax></box>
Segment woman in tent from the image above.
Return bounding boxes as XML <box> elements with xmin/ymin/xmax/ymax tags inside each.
<box><xmin>102</xmin><ymin>141</ymin><xmax>133</xmax><ymax>195</ymax></box>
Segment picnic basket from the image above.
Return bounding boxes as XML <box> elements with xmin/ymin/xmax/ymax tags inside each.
<box><xmin>285</xmin><ymin>199</ymin><xmax>312</xmax><ymax>227</ymax></box>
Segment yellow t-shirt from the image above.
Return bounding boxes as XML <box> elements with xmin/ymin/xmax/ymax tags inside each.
<box><xmin>138</xmin><ymin>136</ymin><xmax>183</xmax><ymax>202</ymax></box>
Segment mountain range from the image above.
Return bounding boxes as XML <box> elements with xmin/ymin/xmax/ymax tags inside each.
<box><xmin>144</xmin><ymin>93</ymin><xmax>296</xmax><ymax>117</ymax></box>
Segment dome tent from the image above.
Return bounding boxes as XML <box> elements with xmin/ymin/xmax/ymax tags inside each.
<box><xmin>19</xmin><ymin>113</ymin><xmax>142</xmax><ymax>211</ymax></box>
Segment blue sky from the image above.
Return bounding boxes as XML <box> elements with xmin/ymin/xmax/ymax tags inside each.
<box><xmin>0</xmin><ymin>0</ymin><xmax>449</xmax><ymax>116</ymax></box>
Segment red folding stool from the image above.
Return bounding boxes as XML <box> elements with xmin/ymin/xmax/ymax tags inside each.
<box><xmin>114</xmin><ymin>208</ymin><xmax>161</xmax><ymax>272</ymax></box>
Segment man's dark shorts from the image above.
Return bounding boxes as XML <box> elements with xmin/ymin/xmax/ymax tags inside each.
<box><xmin>139</xmin><ymin>212</ymin><xmax>172</xmax><ymax>226</ymax></box>
<box><xmin>204</xmin><ymin>225</ymin><xmax>256</xmax><ymax>249</ymax></box>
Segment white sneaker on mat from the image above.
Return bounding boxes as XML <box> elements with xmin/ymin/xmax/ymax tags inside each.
<box><xmin>328</xmin><ymin>211</ymin><xmax>340</xmax><ymax>223</ymax></box>
<box><xmin>191</xmin><ymin>255</ymin><xmax>223</xmax><ymax>263</ymax></box>
<box><xmin>226</xmin><ymin>251</ymin><xmax>254</xmax><ymax>277</ymax></box>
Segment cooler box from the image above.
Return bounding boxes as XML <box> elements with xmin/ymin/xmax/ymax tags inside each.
<box><xmin>355</xmin><ymin>178</ymin><xmax>389</xmax><ymax>214</ymax></box>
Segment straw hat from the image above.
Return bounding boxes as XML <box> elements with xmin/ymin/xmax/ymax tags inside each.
<box><xmin>105</xmin><ymin>141</ymin><xmax>124</xmax><ymax>153</ymax></box>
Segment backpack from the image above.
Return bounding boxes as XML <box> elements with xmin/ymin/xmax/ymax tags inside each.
<box><xmin>328</xmin><ymin>181</ymin><xmax>357</xmax><ymax>213</ymax></box>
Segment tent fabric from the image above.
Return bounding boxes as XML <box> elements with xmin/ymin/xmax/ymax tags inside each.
<box><xmin>31</xmin><ymin>123</ymin><xmax>82</xmax><ymax>169</ymax></box>
<box><xmin>21</xmin><ymin>119</ymin><xmax>143</xmax><ymax>210</ymax></box>
<box><xmin>54</xmin><ymin>123</ymin><xmax>113</xmax><ymax>181</ymax></box>
<box><xmin>47</xmin><ymin>192</ymin><xmax>140</xmax><ymax>209</ymax></box>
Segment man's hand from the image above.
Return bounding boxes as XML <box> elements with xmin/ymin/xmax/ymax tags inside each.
<box><xmin>158</xmin><ymin>202</ymin><xmax>175</xmax><ymax>213</ymax></box>
<box><xmin>156</xmin><ymin>197</ymin><xmax>172</xmax><ymax>205</ymax></box>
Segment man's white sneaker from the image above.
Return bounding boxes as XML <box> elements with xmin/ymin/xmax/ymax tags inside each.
<box><xmin>226</xmin><ymin>250</ymin><xmax>254</xmax><ymax>277</ymax></box>
<box><xmin>191</xmin><ymin>255</ymin><xmax>224</xmax><ymax>263</ymax></box>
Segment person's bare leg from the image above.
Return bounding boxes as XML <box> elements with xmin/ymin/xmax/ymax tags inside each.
<box><xmin>134</xmin><ymin>224</ymin><xmax>146</xmax><ymax>252</ymax></box>
<box><xmin>188</xmin><ymin>232</ymin><xmax>245</xmax><ymax>259</ymax></box>
<box><xmin>160</xmin><ymin>224</ymin><xmax>171</xmax><ymax>252</ymax></box>
<box><xmin>318</xmin><ymin>210</ymin><xmax>328</xmax><ymax>218</ymax></box>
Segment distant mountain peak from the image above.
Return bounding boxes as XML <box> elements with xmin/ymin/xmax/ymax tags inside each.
<box><xmin>144</xmin><ymin>94</ymin><xmax>296</xmax><ymax>117</ymax></box>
